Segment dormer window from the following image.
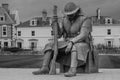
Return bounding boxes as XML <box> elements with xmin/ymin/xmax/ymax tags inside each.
<box><xmin>30</xmin><ymin>19</ymin><xmax>37</xmax><ymax>26</ymax></box>
<box><xmin>105</xmin><ymin>18</ymin><xmax>112</xmax><ymax>24</ymax></box>
<box><xmin>0</xmin><ymin>16</ymin><xmax>5</xmax><ymax>22</ymax></box>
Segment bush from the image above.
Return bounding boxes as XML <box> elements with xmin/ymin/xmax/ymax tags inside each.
<box><xmin>2</xmin><ymin>47</ymin><xmax>23</xmax><ymax>52</ymax></box>
<box><xmin>22</xmin><ymin>49</ymin><xmax>32</xmax><ymax>51</ymax></box>
<box><xmin>94</xmin><ymin>44</ymin><xmax>120</xmax><ymax>54</ymax></box>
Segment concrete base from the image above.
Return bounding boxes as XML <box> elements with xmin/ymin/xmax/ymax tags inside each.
<box><xmin>0</xmin><ymin>68</ymin><xmax>120</xmax><ymax>80</ymax></box>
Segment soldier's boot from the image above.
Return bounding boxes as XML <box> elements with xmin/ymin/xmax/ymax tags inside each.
<box><xmin>64</xmin><ymin>67</ymin><xmax>76</xmax><ymax>77</ymax></box>
<box><xmin>32</xmin><ymin>51</ymin><xmax>52</xmax><ymax>75</ymax></box>
<box><xmin>64</xmin><ymin>48</ymin><xmax>77</xmax><ymax>77</ymax></box>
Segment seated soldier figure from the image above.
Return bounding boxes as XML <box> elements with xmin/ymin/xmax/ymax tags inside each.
<box><xmin>32</xmin><ymin>2</ymin><xmax>92</xmax><ymax>77</ymax></box>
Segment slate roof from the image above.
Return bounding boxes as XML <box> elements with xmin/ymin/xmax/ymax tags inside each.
<box><xmin>16</xmin><ymin>17</ymin><xmax>51</xmax><ymax>27</ymax></box>
<box><xmin>92</xmin><ymin>16</ymin><xmax>120</xmax><ymax>25</ymax></box>
<box><xmin>0</xmin><ymin>7</ymin><xmax>15</xmax><ymax>25</ymax></box>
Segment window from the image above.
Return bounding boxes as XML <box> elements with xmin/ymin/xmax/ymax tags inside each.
<box><xmin>107</xmin><ymin>41</ymin><xmax>112</xmax><ymax>47</ymax></box>
<box><xmin>107</xmin><ymin>19</ymin><xmax>110</xmax><ymax>24</ymax></box>
<box><xmin>105</xmin><ymin>40</ymin><xmax>113</xmax><ymax>48</ymax></box>
<box><xmin>105</xmin><ymin>18</ymin><xmax>112</xmax><ymax>24</ymax></box>
<box><xmin>1</xmin><ymin>17</ymin><xmax>3</xmax><ymax>21</ymax></box>
<box><xmin>17</xmin><ymin>42</ymin><xmax>22</xmax><ymax>48</ymax></box>
<box><xmin>31</xmin><ymin>31</ymin><xmax>35</xmax><ymax>36</ymax></box>
<box><xmin>2</xmin><ymin>25</ymin><xmax>7</xmax><ymax>37</ymax></box>
<box><xmin>0</xmin><ymin>16</ymin><xmax>4</xmax><ymax>21</ymax></box>
<box><xmin>4</xmin><ymin>42</ymin><xmax>8</xmax><ymax>47</ymax></box>
<box><xmin>30</xmin><ymin>19</ymin><xmax>37</xmax><ymax>26</ymax></box>
<box><xmin>32</xmin><ymin>21</ymin><xmax>35</xmax><ymax>25</ymax></box>
<box><xmin>107</xmin><ymin>29</ymin><xmax>111</xmax><ymax>35</ymax></box>
<box><xmin>29</xmin><ymin>39</ymin><xmax>38</xmax><ymax>50</ymax></box>
<box><xmin>18</xmin><ymin>31</ymin><xmax>21</xmax><ymax>36</ymax></box>
<box><xmin>30</xmin><ymin>42</ymin><xmax>37</xmax><ymax>50</ymax></box>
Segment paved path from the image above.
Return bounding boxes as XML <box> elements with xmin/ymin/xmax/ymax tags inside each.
<box><xmin>0</xmin><ymin>68</ymin><xmax>120</xmax><ymax>80</ymax></box>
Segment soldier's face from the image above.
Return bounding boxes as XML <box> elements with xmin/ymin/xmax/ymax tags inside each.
<box><xmin>67</xmin><ymin>14</ymin><xmax>76</xmax><ymax>20</ymax></box>
<box><xmin>67</xmin><ymin>14</ymin><xmax>75</xmax><ymax>18</ymax></box>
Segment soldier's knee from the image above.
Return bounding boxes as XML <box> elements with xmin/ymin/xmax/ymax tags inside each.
<box><xmin>71</xmin><ymin>45</ymin><xmax>77</xmax><ymax>52</ymax></box>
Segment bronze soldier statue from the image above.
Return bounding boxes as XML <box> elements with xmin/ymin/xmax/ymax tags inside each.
<box><xmin>32</xmin><ymin>2</ymin><xmax>92</xmax><ymax>77</ymax></box>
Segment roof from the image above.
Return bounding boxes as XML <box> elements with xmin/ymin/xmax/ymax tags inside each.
<box><xmin>0</xmin><ymin>7</ymin><xmax>15</xmax><ymax>25</ymax></box>
<box><xmin>0</xmin><ymin>7</ymin><xmax>15</xmax><ymax>24</ymax></box>
<box><xmin>92</xmin><ymin>16</ymin><xmax>120</xmax><ymax>25</ymax></box>
<box><xmin>16</xmin><ymin>17</ymin><xmax>51</xmax><ymax>27</ymax></box>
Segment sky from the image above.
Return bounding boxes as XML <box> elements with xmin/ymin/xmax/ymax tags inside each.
<box><xmin>1</xmin><ymin>0</ymin><xmax>120</xmax><ymax>22</ymax></box>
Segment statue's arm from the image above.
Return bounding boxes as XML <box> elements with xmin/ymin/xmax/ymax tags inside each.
<box><xmin>70</xmin><ymin>18</ymin><xmax>92</xmax><ymax>43</ymax></box>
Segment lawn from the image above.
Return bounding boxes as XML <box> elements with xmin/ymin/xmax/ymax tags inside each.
<box><xmin>0</xmin><ymin>55</ymin><xmax>43</xmax><ymax>68</ymax></box>
<box><xmin>1</xmin><ymin>51</ymin><xmax>120</xmax><ymax>68</ymax></box>
<box><xmin>99</xmin><ymin>54</ymin><xmax>120</xmax><ymax>68</ymax></box>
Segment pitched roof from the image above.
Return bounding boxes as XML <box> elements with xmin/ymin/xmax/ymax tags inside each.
<box><xmin>16</xmin><ymin>17</ymin><xmax>51</xmax><ymax>27</ymax></box>
<box><xmin>92</xmin><ymin>16</ymin><xmax>120</xmax><ymax>25</ymax></box>
<box><xmin>0</xmin><ymin>7</ymin><xmax>15</xmax><ymax>25</ymax></box>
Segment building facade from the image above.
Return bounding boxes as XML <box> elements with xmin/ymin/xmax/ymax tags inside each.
<box><xmin>92</xmin><ymin>8</ymin><xmax>120</xmax><ymax>47</ymax></box>
<box><xmin>16</xmin><ymin>10</ymin><xmax>52</xmax><ymax>51</ymax></box>
<box><xmin>92</xmin><ymin>24</ymin><xmax>120</xmax><ymax>48</ymax></box>
<box><xmin>0</xmin><ymin>3</ymin><xmax>18</xmax><ymax>48</ymax></box>
<box><xmin>16</xmin><ymin>8</ymin><xmax>120</xmax><ymax>51</ymax></box>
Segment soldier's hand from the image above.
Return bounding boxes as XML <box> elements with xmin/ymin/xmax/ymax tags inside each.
<box><xmin>65</xmin><ymin>42</ymin><xmax>73</xmax><ymax>54</ymax></box>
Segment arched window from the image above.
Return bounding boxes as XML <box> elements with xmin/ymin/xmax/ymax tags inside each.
<box><xmin>105</xmin><ymin>39</ymin><xmax>114</xmax><ymax>48</ymax></box>
<box><xmin>29</xmin><ymin>39</ymin><xmax>38</xmax><ymax>50</ymax></box>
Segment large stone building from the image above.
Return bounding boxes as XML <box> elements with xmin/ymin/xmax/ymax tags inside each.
<box><xmin>16</xmin><ymin>10</ymin><xmax>52</xmax><ymax>51</ymax></box>
<box><xmin>0</xmin><ymin>3</ymin><xmax>18</xmax><ymax>48</ymax></box>
<box><xmin>92</xmin><ymin>8</ymin><xmax>120</xmax><ymax>47</ymax></box>
<box><xmin>16</xmin><ymin>8</ymin><xmax>120</xmax><ymax>51</ymax></box>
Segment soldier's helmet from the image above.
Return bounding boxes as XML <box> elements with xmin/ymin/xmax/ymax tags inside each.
<box><xmin>63</xmin><ymin>2</ymin><xmax>80</xmax><ymax>15</ymax></box>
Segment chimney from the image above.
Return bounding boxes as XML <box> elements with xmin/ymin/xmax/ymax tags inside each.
<box><xmin>42</xmin><ymin>9</ymin><xmax>47</xmax><ymax>21</ymax></box>
<box><xmin>2</xmin><ymin>3</ymin><xmax>10</xmax><ymax>14</ymax></box>
<box><xmin>12</xmin><ymin>10</ymin><xmax>20</xmax><ymax>25</ymax></box>
<box><xmin>96</xmin><ymin>8</ymin><xmax>101</xmax><ymax>20</ymax></box>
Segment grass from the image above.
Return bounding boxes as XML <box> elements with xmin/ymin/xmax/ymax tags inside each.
<box><xmin>0</xmin><ymin>55</ymin><xmax>43</xmax><ymax>68</ymax></box>
<box><xmin>99</xmin><ymin>54</ymin><xmax>120</xmax><ymax>68</ymax></box>
<box><xmin>1</xmin><ymin>50</ymin><xmax>120</xmax><ymax>68</ymax></box>
<box><xmin>0</xmin><ymin>50</ymin><xmax>43</xmax><ymax>55</ymax></box>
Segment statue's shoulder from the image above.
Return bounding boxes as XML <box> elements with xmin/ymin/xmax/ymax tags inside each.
<box><xmin>79</xmin><ymin>15</ymin><xmax>91</xmax><ymax>24</ymax></box>
<box><xmin>79</xmin><ymin>15</ymin><xmax>91</xmax><ymax>21</ymax></box>
<box><xmin>81</xmin><ymin>16</ymin><xmax>92</xmax><ymax>32</ymax></box>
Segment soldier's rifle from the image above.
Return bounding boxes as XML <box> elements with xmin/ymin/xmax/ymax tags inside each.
<box><xmin>49</xmin><ymin>5</ymin><xmax>58</xmax><ymax>75</ymax></box>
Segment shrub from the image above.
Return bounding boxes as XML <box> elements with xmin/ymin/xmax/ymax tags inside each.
<box><xmin>94</xmin><ymin>44</ymin><xmax>120</xmax><ymax>54</ymax></box>
<box><xmin>2</xmin><ymin>47</ymin><xmax>23</xmax><ymax>52</ymax></box>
